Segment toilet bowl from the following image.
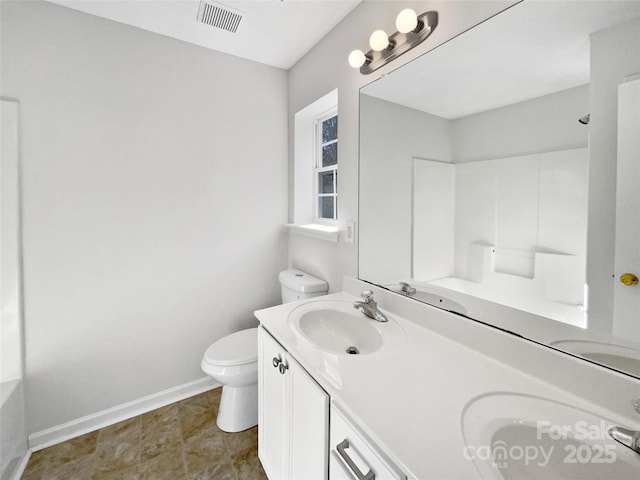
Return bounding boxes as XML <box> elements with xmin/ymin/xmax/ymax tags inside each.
<box><xmin>201</xmin><ymin>269</ymin><xmax>328</xmax><ymax>432</ymax></box>
<box><xmin>201</xmin><ymin>328</ymin><xmax>259</xmax><ymax>432</ymax></box>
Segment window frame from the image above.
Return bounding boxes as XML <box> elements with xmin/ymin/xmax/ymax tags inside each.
<box><xmin>313</xmin><ymin>109</ymin><xmax>338</xmax><ymax>224</ymax></box>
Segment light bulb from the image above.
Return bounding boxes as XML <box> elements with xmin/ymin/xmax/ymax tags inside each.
<box><xmin>369</xmin><ymin>30</ymin><xmax>389</xmax><ymax>51</ymax></box>
<box><xmin>348</xmin><ymin>49</ymin><xmax>366</xmax><ymax>68</ymax></box>
<box><xmin>396</xmin><ymin>8</ymin><xmax>418</xmax><ymax>33</ymax></box>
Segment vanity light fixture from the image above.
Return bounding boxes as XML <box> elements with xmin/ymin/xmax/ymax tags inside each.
<box><xmin>369</xmin><ymin>30</ymin><xmax>390</xmax><ymax>51</ymax></box>
<box><xmin>349</xmin><ymin>9</ymin><xmax>438</xmax><ymax>75</ymax></box>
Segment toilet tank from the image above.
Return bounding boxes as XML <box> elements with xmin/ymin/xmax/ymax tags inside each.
<box><xmin>279</xmin><ymin>269</ymin><xmax>328</xmax><ymax>303</ymax></box>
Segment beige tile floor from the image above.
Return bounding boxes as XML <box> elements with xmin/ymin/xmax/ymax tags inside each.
<box><xmin>21</xmin><ymin>388</ymin><xmax>267</xmax><ymax>480</ymax></box>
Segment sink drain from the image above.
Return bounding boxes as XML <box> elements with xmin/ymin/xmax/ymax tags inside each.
<box><xmin>346</xmin><ymin>346</ymin><xmax>359</xmax><ymax>355</ymax></box>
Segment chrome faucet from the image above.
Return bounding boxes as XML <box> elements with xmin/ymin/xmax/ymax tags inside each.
<box><xmin>353</xmin><ymin>290</ymin><xmax>388</xmax><ymax>322</ymax></box>
<box><xmin>398</xmin><ymin>281</ymin><xmax>416</xmax><ymax>296</ymax></box>
<box><xmin>609</xmin><ymin>426</ymin><xmax>640</xmax><ymax>454</ymax></box>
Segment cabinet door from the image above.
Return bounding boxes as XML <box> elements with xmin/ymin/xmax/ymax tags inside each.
<box><xmin>258</xmin><ymin>327</ymin><xmax>289</xmax><ymax>480</ymax></box>
<box><xmin>289</xmin><ymin>355</ymin><xmax>329</xmax><ymax>480</ymax></box>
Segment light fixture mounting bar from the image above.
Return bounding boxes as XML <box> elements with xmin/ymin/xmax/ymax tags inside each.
<box><xmin>360</xmin><ymin>11</ymin><xmax>438</xmax><ymax>75</ymax></box>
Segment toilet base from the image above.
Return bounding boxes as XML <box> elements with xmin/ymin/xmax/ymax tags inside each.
<box><xmin>216</xmin><ymin>384</ymin><xmax>258</xmax><ymax>433</ymax></box>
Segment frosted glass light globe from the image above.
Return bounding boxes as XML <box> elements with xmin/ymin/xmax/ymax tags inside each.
<box><xmin>396</xmin><ymin>8</ymin><xmax>418</xmax><ymax>33</ymax></box>
<box><xmin>369</xmin><ymin>30</ymin><xmax>389</xmax><ymax>51</ymax></box>
<box><xmin>348</xmin><ymin>49</ymin><xmax>366</xmax><ymax>68</ymax></box>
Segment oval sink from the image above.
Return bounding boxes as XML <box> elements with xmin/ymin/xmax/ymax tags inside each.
<box><xmin>288</xmin><ymin>300</ymin><xmax>385</xmax><ymax>355</ymax></box>
<box><xmin>384</xmin><ymin>283</ymin><xmax>468</xmax><ymax>315</ymax></box>
<box><xmin>462</xmin><ymin>392</ymin><xmax>640</xmax><ymax>479</ymax></box>
<box><xmin>413</xmin><ymin>290</ymin><xmax>468</xmax><ymax>315</ymax></box>
<box><xmin>549</xmin><ymin>339</ymin><xmax>640</xmax><ymax>377</ymax></box>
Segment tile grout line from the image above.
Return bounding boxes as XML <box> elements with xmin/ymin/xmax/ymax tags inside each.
<box><xmin>92</xmin><ymin>419</ymin><xmax>106</xmax><ymax>479</ymax></box>
<box><xmin>88</xmin><ymin>435</ymin><xmax>98</xmax><ymax>479</ymax></box>
<box><xmin>177</xmin><ymin>400</ymin><xmax>188</xmax><ymax>480</ymax></box>
<box><xmin>137</xmin><ymin>414</ymin><xmax>142</xmax><ymax>480</ymax></box>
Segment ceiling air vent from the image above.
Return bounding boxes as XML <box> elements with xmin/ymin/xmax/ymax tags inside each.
<box><xmin>197</xmin><ymin>1</ymin><xmax>244</xmax><ymax>33</ymax></box>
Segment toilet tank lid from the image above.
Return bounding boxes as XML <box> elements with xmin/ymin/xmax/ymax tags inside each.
<box><xmin>279</xmin><ymin>269</ymin><xmax>328</xmax><ymax>293</ymax></box>
<box><xmin>203</xmin><ymin>328</ymin><xmax>258</xmax><ymax>366</ymax></box>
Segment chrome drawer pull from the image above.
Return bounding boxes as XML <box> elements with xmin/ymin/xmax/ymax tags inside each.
<box><xmin>336</xmin><ymin>439</ymin><xmax>375</xmax><ymax>480</ymax></box>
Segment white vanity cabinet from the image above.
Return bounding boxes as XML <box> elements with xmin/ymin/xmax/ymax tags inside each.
<box><xmin>258</xmin><ymin>326</ymin><xmax>329</xmax><ymax>480</ymax></box>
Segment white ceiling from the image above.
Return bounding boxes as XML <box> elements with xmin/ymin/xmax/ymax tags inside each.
<box><xmin>362</xmin><ymin>1</ymin><xmax>640</xmax><ymax>119</ymax></box>
<box><xmin>45</xmin><ymin>0</ymin><xmax>361</xmax><ymax>69</ymax></box>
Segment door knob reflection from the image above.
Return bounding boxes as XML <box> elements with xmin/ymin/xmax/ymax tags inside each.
<box><xmin>620</xmin><ymin>273</ymin><xmax>639</xmax><ymax>286</ymax></box>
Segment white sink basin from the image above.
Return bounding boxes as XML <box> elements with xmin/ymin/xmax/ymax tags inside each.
<box><xmin>462</xmin><ymin>392</ymin><xmax>640</xmax><ymax>479</ymax></box>
<box><xmin>549</xmin><ymin>339</ymin><xmax>640</xmax><ymax>377</ymax></box>
<box><xmin>385</xmin><ymin>283</ymin><xmax>468</xmax><ymax>315</ymax></box>
<box><xmin>287</xmin><ymin>300</ymin><xmax>389</xmax><ymax>355</ymax></box>
<box><xmin>412</xmin><ymin>290</ymin><xmax>468</xmax><ymax>315</ymax></box>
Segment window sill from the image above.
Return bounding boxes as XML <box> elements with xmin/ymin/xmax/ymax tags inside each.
<box><xmin>287</xmin><ymin>223</ymin><xmax>339</xmax><ymax>243</ymax></box>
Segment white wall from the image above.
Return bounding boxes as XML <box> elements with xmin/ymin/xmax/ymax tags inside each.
<box><xmin>588</xmin><ymin>17</ymin><xmax>640</xmax><ymax>334</ymax></box>
<box><xmin>359</xmin><ymin>95</ymin><xmax>451</xmax><ymax>283</ymax></box>
<box><xmin>287</xmin><ymin>0</ymin><xmax>518</xmax><ymax>293</ymax></box>
<box><xmin>412</xmin><ymin>159</ymin><xmax>455</xmax><ymax>280</ymax></box>
<box><xmin>1</xmin><ymin>1</ymin><xmax>288</xmax><ymax>434</ymax></box>
<box><xmin>452</xmin><ymin>84</ymin><xmax>589</xmax><ymax>162</ymax></box>
<box><xmin>1</xmin><ymin>100</ymin><xmax>23</xmax><ymax>383</ymax></box>
<box><xmin>1</xmin><ymin>100</ymin><xmax>28</xmax><ymax>480</ymax></box>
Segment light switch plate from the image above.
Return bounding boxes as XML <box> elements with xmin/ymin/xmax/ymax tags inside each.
<box><xmin>345</xmin><ymin>221</ymin><xmax>355</xmax><ymax>243</ymax></box>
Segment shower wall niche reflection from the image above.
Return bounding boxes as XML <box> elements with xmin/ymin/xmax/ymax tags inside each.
<box><xmin>413</xmin><ymin>148</ymin><xmax>587</xmax><ymax>326</ymax></box>
<box><xmin>360</xmin><ymin>84</ymin><xmax>589</xmax><ymax>327</ymax></box>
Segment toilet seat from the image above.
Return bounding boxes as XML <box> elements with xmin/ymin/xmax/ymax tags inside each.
<box><xmin>203</xmin><ymin>327</ymin><xmax>257</xmax><ymax>366</ymax></box>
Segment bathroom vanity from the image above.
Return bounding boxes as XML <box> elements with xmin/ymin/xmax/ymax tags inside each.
<box><xmin>255</xmin><ymin>277</ymin><xmax>640</xmax><ymax>480</ymax></box>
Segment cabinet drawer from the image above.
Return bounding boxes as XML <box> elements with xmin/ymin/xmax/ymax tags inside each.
<box><xmin>330</xmin><ymin>405</ymin><xmax>405</xmax><ymax>480</ymax></box>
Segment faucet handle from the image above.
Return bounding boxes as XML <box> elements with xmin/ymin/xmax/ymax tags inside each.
<box><xmin>608</xmin><ymin>426</ymin><xmax>640</xmax><ymax>454</ymax></box>
<box><xmin>398</xmin><ymin>281</ymin><xmax>417</xmax><ymax>296</ymax></box>
<box><xmin>360</xmin><ymin>290</ymin><xmax>374</xmax><ymax>302</ymax></box>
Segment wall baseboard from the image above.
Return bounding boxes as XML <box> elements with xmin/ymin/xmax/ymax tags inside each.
<box><xmin>9</xmin><ymin>449</ymin><xmax>31</xmax><ymax>480</ymax></box>
<box><xmin>28</xmin><ymin>377</ymin><xmax>219</xmax><ymax>452</ymax></box>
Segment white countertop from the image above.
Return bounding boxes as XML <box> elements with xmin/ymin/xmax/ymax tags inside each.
<box><xmin>255</xmin><ymin>279</ymin><xmax>640</xmax><ymax>479</ymax></box>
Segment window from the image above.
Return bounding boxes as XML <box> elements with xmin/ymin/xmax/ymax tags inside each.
<box><xmin>315</xmin><ymin>112</ymin><xmax>338</xmax><ymax>222</ymax></box>
<box><xmin>292</xmin><ymin>89</ymin><xmax>338</xmax><ymax>241</ymax></box>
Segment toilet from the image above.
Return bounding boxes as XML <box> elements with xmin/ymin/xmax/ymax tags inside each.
<box><xmin>201</xmin><ymin>269</ymin><xmax>328</xmax><ymax>432</ymax></box>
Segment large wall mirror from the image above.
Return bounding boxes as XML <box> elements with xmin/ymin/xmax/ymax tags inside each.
<box><xmin>359</xmin><ymin>1</ymin><xmax>640</xmax><ymax>378</ymax></box>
